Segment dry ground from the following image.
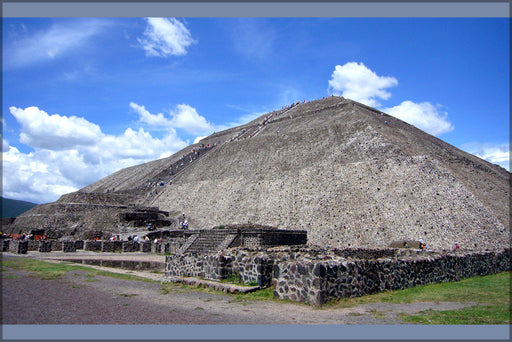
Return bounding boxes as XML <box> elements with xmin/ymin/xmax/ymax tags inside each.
<box><xmin>1</xmin><ymin>252</ymin><xmax>475</xmax><ymax>325</ymax></box>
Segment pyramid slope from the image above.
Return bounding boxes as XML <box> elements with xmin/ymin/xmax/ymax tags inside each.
<box><xmin>10</xmin><ymin>96</ymin><xmax>510</xmax><ymax>251</ymax></box>
<box><xmin>143</xmin><ymin>97</ymin><xmax>509</xmax><ymax>250</ymax></box>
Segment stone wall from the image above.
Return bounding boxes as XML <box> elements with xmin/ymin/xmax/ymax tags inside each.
<box><xmin>122</xmin><ymin>241</ymin><xmax>141</xmax><ymax>252</ymax></box>
<box><xmin>62</xmin><ymin>241</ymin><xmax>76</xmax><ymax>253</ymax></box>
<box><xmin>166</xmin><ymin>248</ymin><xmax>290</xmax><ymax>287</ymax></box>
<box><xmin>27</xmin><ymin>241</ymin><xmax>39</xmax><ymax>251</ymax></box>
<box><xmin>38</xmin><ymin>241</ymin><xmax>52</xmax><ymax>252</ymax></box>
<box><xmin>51</xmin><ymin>241</ymin><xmax>63</xmax><ymax>251</ymax></box>
<box><xmin>2</xmin><ymin>239</ymin><xmax>10</xmax><ymax>252</ymax></box>
<box><xmin>181</xmin><ymin>228</ymin><xmax>307</xmax><ymax>254</ymax></box>
<box><xmin>151</xmin><ymin>242</ymin><xmax>162</xmax><ymax>253</ymax></box>
<box><xmin>141</xmin><ymin>242</ymin><xmax>152</xmax><ymax>253</ymax></box>
<box><xmin>102</xmin><ymin>241</ymin><xmax>123</xmax><ymax>252</ymax></box>
<box><xmin>274</xmin><ymin>249</ymin><xmax>511</xmax><ymax>305</ymax></box>
<box><xmin>165</xmin><ymin>247</ymin><xmax>511</xmax><ymax>306</ymax></box>
<box><xmin>166</xmin><ymin>253</ymin><xmax>231</xmax><ymax>280</ymax></box>
<box><xmin>84</xmin><ymin>241</ymin><xmax>102</xmax><ymax>252</ymax></box>
<box><xmin>9</xmin><ymin>240</ymin><xmax>28</xmax><ymax>254</ymax></box>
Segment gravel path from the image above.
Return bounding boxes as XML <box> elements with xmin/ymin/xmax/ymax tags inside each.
<box><xmin>2</xmin><ymin>253</ymin><xmax>477</xmax><ymax>325</ymax></box>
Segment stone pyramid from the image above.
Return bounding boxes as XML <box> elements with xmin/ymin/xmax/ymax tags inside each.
<box><xmin>10</xmin><ymin>96</ymin><xmax>510</xmax><ymax>251</ymax></box>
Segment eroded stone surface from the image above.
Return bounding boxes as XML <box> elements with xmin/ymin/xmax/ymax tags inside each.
<box><xmin>7</xmin><ymin>96</ymin><xmax>510</xmax><ymax>251</ymax></box>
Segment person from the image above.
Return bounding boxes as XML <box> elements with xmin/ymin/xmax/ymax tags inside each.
<box><xmin>182</xmin><ymin>219</ymin><xmax>189</xmax><ymax>230</ymax></box>
<box><xmin>133</xmin><ymin>235</ymin><xmax>139</xmax><ymax>243</ymax></box>
<box><xmin>127</xmin><ymin>235</ymin><xmax>133</xmax><ymax>241</ymax></box>
<box><xmin>419</xmin><ymin>237</ymin><xmax>425</xmax><ymax>250</ymax></box>
<box><xmin>454</xmin><ymin>243</ymin><xmax>460</xmax><ymax>250</ymax></box>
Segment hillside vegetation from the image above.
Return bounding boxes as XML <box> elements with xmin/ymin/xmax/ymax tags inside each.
<box><xmin>1</xmin><ymin>197</ymin><xmax>38</xmax><ymax>218</ymax></box>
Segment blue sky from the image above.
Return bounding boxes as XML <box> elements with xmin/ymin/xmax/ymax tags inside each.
<box><xmin>2</xmin><ymin>17</ymin><xmax>510</xmax><ymax>204</ymax></box>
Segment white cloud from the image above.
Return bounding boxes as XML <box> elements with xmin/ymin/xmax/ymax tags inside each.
<box><xmin>461</xmin><ymin>142</ymin><xmax>510</xmax><ymax>171</ymax></box>
<box><xmin>130</xmin><ymin>102</ymin><xmax>214</xmax><ymax>136</ymax></box>
<box><xmin>9</xmin><ymin>106</ymin><xmax>103</xmax><ymax>150</ymax></box>
<box><xmin>138</xmin><ymin>18</ymin><xmax>196</xmax><ymax>57</ymax></box>
<box><xmin>3</xmin><ymin>105</ymin><xmax>190</xmax><ymax>203</ymax></box>
<box><xmin>328</xmin><ymin>62</ymin><xmax>398</xmax><ymax>107</ymax></box>
<box><xmin>382</xmin><ymin>101</ymin><xmax>454</xmax><ymax>136</ymax></box>
<box><xmin>130</xmin><ymin>102</ymin><xmax>170</xmax><ymax>127</ymax></box>
<box><xmin>2</xmin><ymin>146</ymin><xmax>78</xmax><ymax>203</ymax></box>
<box><xmin>169</xmin><ymin>104</ymin><xmax>214</xmax><ymax>135</ymax></box>
<box><xmin>193</xmin><ymin>136</ymin><xmax>208</xmax><ymax>144</ymax></box>
<box><xmin>327</xmin><ymin>62</ymin><xmax>454</xmax><ymax>137</ymax></box>
<box><xmin>4</xmin><ymin>18</ymin><xmax>111</xmax><ymax>69</ymax></box>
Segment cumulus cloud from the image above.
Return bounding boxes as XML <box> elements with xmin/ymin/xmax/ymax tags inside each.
<box><xmin>382</xmin><ymin>101</ymin><xmax>454</xmax><ymax>136</ymax></box>
<box><xmin>130</xmin><ymin>102</ymin><xmax>214</xmax><ymax>136</ymax></box>
<box><xmin>138</xmin><ymin>18</ymin><xmax>196</xmax><ymax>57</ymax></box>
<box><xmin>130</xmin><ymin>102</ymin><xmax>170</xmax><ymax>127</ymax></box>
<box><xmin>193</xmin><ymin>136</ymin><xmax>208</xmax><ymax>144</ymax></box>
<box><xmin>169</xmin><ymin>104</ymin><xmax>214</xmax><ymax>135</ymax></box>
<box><xmin>461</xmin><ymin>142</ymin><xmax>510</xmax><ymax>171</ymax></box>
<box><xmin>327</xmin><ymin>62</ymin><xmax>454</xmax><ymax>137</ymax></box>
<box><xmin>9</xmin><ymin>106</ymin><xmax>103</xmax><ymax>150</ymax></box>
<box><xmin>328</xmin><ymin>62</ymin><xmax>398</xmax><ymax>107</ymax></box>
<box><xmin>2</xmin><ymin>146</ymin><xmax>79</xmax><ymax>203</ymax></box>
<box><xmin>4</xmin><ymin>18</ymin><xmax>111</xmax><ymax>69</ymax></box>
<box><xmin>3</xmin><ymin>105</ymin><xmax>190</xmax><ymax>203</ymax></box>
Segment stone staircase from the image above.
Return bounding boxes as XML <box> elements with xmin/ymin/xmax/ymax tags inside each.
<box><xmin>180</xmin><ymin>230</ymin><xmax>236</xmax><ymax>254</ymax></box>
<box><xmin>177</xmin><ymin>234</ymin><xmax>198</xmax><ymax>254</ymax></box>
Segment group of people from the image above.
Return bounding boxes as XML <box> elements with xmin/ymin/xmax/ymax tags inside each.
<box><xmin>125</xmin><ymin>235</ymin><xmax>149</xmax><ymax>243</ymax></box>
<box><xmin>15</xmin><ymin>233</ymin><xmax>36</xmax><ymax>241</ymax></box>
<box><xmin>109</xmin><ymin>235</ymin><xmax>121</xmax><ymax>241</ymax></box>
<box><xmin>140</xmin><ymin>143</ymin><xmax>217</xmax><ymax>193</ymax></box>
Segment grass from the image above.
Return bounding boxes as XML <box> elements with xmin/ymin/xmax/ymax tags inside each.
<box><xmin>4</xmin><ymin>256</ymin><xmax>509</xmax><ymax>324</ymax></box>
<box><xmin>1</xmin><ymin>257</ymin><xmax>157</xmax><ymax>283</ymax></box>
<box><xmin>220</xmin><ymin>274</ymin><xmax>259</xmax><ymax>287</ymax></box>
<box><xmin>324</xmin><ymin>272</ymin><xmax>511</xmax><ymax>324</ymax></box>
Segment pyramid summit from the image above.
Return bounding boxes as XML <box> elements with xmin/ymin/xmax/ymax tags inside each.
<box><xmin>8</xmin><ymin>96</ymin><xmax>510</xmax><ymax>251</ymax></box>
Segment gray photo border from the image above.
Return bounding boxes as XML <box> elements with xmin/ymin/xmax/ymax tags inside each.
<box><xmin>1</xmin><ymin>0</ymin><xmax>510</xmax><ymax>341</ymax></box>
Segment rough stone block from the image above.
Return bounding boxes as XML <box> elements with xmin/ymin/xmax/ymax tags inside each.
<box><xmin>38</xmin><ymin>241</ymin><xmax>52</xmax><ymax>252</ymax></box>
<box><xmin>9</xmin><ymin>240</ymin><xmax>28</xmax><ymax>254</ymax></box>
<box><xmin>62</xmin><ymin>241</ymin><xmax>76</xmax><ymax>253</ymax></box>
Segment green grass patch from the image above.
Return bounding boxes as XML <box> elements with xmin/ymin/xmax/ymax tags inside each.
<box><xmin>232</xmin><ymin>287</ymin><xmax>275</xmax><ymax>301</ymax></box>
<box><xmin>160</xmin><ymin>280</ymin><xmax>277</xmax><ymax>303</ymax></box>
<box><xmin>220</xmin><ymin>273</ymin><xmax>242</xmax><ymax>284</ymax></box>
<box><xmin>220</xmin><ymin>274</ymin><xmax>260</xmax><ymax>287</ymax></box>
<box><xmin>1</xmin><ymin>257</ymin><xmax>157</xmax><ymax>283</ymax></box>
<box><xmin>400</xmin><ymin>303</ymin><xmax>511</xmax><ymax>325</ymax></box>
<box><xmin>2</xmin><ymin>275</ymin><xmax>21</xmax><ymax>279</ymax></box>
<box><xmin>325</xmin><ymin>272</ymin><xmax>511</xmax><ymax>324</ymax></box>
<box><xmin>326</xmin><ymin>272</ymin><xmax>510</xmax><ymax>308</ymax></box>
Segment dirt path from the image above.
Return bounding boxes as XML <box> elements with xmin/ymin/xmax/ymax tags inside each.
<box><xmin>1</xmin><ymin>252</ymin><xmax>476</xmax><ymax>325</ymax></box>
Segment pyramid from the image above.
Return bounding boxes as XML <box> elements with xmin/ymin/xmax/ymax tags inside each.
<box><xmin>9</xmin><ymin>96</ymin><xmax>510</xmax><ymax>251</ymax></box>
